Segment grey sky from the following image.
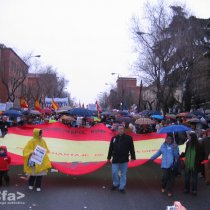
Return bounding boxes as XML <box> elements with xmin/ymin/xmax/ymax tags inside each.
<box><xmin>0</xmin><ymin>0</ymin><xmax>209</xmax><ymax>104</ymax></box>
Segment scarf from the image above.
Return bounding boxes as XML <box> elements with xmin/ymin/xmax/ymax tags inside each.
<box><xmin>185</xmin><ymin>144</ymin><xmax>196</xmax><ymax>171</ymax></box>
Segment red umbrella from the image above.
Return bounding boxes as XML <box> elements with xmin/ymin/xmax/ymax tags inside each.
<box><xmin>41</xmin><ymin>108</ymin><xmax>52</xmax><ymax>115</ymax></box>
<box><xmin>176</xmin><ymin>112</ymin><xmax>196</xmax><ymax>118</ymax></box>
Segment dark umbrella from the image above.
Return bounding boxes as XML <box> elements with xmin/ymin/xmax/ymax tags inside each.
<box><xmin>191</xmin><ymin>111</ymin><xmax>205</xmax><ymax>118</ymax></box>
<box><xmin>118</xmin><ymin>111</ymin><xmax>130</xmax><ymax>117</ymax></box>
<box><xmin>101</xmin><ymin>111</ymin><xmax>112</xmax><ymax>115</ymax></box>
<box><xmin>9</xmin><ymin>107</ymin><xmax>22</xmax><ymax>111</ymax></box>
<box><xmin>4</xmin><ymin>110</ymin><xmax>22</xmax><ymax>118</ymax></box>
<box><xmin>68</xmin><ymin>108</ymin><xmax>93</xmax><ymax>117</ymax></box>
<box><xmin>29</xmin><ymin>110</ymin><xmax>41</xmax><ymax>115</ymax></box>
<box><xmin>115</xmin><ymin>116</ymin><xmax>133</xmax><ymax>123</ymax></box>
<box><xmin>186</xmin><ymin>118</ymin><xmax>201</xmax><ymax>124</ymax></box>
<box><xmin>176</xmin><ymin>112</ymin><xmax>196</xmax><ymax>118</ymax></box>
<box><xmin>22</xmin><ymin>110</ymin><xmax>29</xmax><ymax>115</ymax></box>
<box><xmin>149</xmin><ymin>110</ymin><xmax>162</xmax><ymax>116</ymax></box>
<box><xmin>90</xmin><ymin>110</ymin><xmax>99</xmax><ymax>117</ymax></box>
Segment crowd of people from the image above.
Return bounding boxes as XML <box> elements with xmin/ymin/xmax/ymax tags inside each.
<box><xmin>0</xmin><ymin>108</ymin><xmax>210</xmax><ymax>210</ymax></box>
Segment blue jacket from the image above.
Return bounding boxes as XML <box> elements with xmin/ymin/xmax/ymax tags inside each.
<box><xmin>151</xmin><ymin>142</ymin><xmax>179</xmax><ymax>169</ymax></box>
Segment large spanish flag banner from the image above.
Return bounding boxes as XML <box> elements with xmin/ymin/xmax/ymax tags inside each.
<box><xmin>0</xmin><ymin>122</ymin><xmax>185</xmax><ymax>175</ymax></box>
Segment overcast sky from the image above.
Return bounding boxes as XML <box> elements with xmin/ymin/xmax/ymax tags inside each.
<box><xmin>0</xmin><ymin>0</ymin><xmax>209</xmax><ymax>105</ymax></box>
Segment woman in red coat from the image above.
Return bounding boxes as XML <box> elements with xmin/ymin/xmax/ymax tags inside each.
<box><xmin>0</xmin><ymin>146</ymin><xmax>11</xmax><ymax>187</ymax></box>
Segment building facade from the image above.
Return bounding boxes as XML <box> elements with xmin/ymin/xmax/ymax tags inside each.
<box><xmin>0</xmin><ymin>45</ymin><xmax>28</xmax><ymax>105</ymax></box>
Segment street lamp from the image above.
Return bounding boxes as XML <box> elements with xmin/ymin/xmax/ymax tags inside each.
<box><xmin>32</xmin><ymin>55</ymin><xmax>41</xmax><ymax>58</ymax></box>
<box><xmin>138</xmin><ymin>80</ymin><xmax>143</xmax><ymax>112</ymax></box>
<box><xmin>136</xmin><ymin>31</ymin><xmax>147</xmax><ymax>36</ymax></box>
<box><xmin>136</xmin><ymin>31</ymin><xmax>154</xmax><ymax>51</ymax></box>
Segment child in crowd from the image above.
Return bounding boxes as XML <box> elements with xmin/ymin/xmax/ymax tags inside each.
<box><xmin>0</xmin><ymin>146</ymin><xmax>11</xmax><ymax>187</ymax></box>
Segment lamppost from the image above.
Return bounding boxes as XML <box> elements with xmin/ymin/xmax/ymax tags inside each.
<box><xmin>138</xmin><ymin>80</ymin><xmax>143</xmax><ymax>112</ymax></box>
<box><xmin>136</xmin><ymin>31</ymin><xmax>154</xmax><ymax>51</ymax></box>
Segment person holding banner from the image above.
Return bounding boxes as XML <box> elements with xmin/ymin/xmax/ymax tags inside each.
<box><xmin>107</xmin><ymin>124</ymin><xmax>136</xmax><ymax>194</ymax></box>
<box><xmin>150</xmin><ymin>135</ymin><xmax>179</xmax><ymax>197</ymax></box>
<box><xmin>23</xmin><ymin>129</ymin><xmax>51</xmax><ymax>192</ymax></box>
<box><xmin>181</xmin><ymin>132</ymin><xmax>202</xmax><ymax>196</ymax></box>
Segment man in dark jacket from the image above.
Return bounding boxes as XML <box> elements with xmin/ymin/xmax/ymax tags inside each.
<box><xmin>0</xmin><ymin>116</ymin><xmax>9</xmax><ymax>137</ymax></box>
<box><xmin>107</xmin><ymin>124</ymin><xmax>136</xmax><ymax>193</ymax></box>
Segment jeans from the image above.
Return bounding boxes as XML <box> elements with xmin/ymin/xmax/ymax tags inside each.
<box><xmin>112</xmin><ymin>162</ymin><xmax>128</xmax><ymax>190</ymax></box>
<box><xmin>0</xmin><ymin>171</ymin><xmax>10</xmax><ymax>186</ymax></box>
<box><xmin>161</xmin><ymin>168</ymin><xmax>175</xmax><ymax>193</ymax></box>
<box><xmin>29</xmin><ymin>176</ymin><xmax>43</xmax><ymax>188</ymax></box>
<box><xmin>185</xmin><ymin>170</ymin><xmax>198</xmax><ymax>192</ymax></box>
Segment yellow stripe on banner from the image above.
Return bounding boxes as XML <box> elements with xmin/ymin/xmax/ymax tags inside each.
<box><xmin>0</xmin><ymin>134</ymin><xmax>186</xmax><ymax>163</ymax></box>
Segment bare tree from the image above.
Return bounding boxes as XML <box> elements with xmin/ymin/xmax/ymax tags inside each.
<box><xmin>132</xmin><ymin>1</ymin><xmax>178</xmax><ymax>114</ymax></box>
<box><xmin>20</xmin><ymin>62</ymin><xmax>70</xmax><ymax>108</ymax></box>
<box><xmin>132</xmin><ymin>1</ymin><xmax>210</xmax><ymax>113</ymax></box>
<box><xmin>0</xmin><ymin>57</ymin><xmax>28</xmax><ymax>102</ymax></box>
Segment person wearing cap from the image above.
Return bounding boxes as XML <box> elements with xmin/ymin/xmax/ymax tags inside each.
<box><xmin>202</xmin><ymin>128</ymin><xmax>210</xmax><ymax>185</ymax></box>
<box><xmin>23</xmin><ymin>129</ymin><xmax>51</xmax><ymax>192</ymax></box>
<box><xmin>107</xmin><ymin>124</ymin><xmax>136</xmax><ymax>194</ymax></box>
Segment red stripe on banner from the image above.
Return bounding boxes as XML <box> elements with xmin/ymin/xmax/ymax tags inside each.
<box><xmin>128</xmin><ymin>159</ymin><xmax>149</xmax><ymax>168</ymax></box>
<box><xmin>201</xmin><ymin>160</ymin><xmax>209</xmax><ymax>164</ymax></box>
<box><xmin>8</xmin><ymin>122</ymin><xmax>165</xmax><ymax>142</ymax></box>
<box><xmin>8</xmin><ymin>153</ymin><xmax>24</xmax><ymax>165</ymax></box>
<box><xmin>153</xmin><ymin>159</ymin><xmax>161</xmax><ymax>165</ymax></box>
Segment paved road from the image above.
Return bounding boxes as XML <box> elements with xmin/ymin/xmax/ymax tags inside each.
<box><xmin>0</xmin><ymin>163</ymin><xmax>209</xmax><ymax>210</ymax></box>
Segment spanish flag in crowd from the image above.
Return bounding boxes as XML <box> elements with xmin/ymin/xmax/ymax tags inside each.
<box><xmin>35</xmin><ymin>98</ymin><xmax>41</xmax><ymax>111</ymax></box>
<box><xmin>95</xmin><ymin>100</ymin><xmax>102</xmax><ymax>118</ymax></box>
<box><xmin>20</xmin><ymin>97</ymin><xmax>29</xmax><ymax>109</ymax></box>
<box><xmin>52</xmin><ymin>98</ymin><xmax>59</xmax><ymax>110</ymax></box>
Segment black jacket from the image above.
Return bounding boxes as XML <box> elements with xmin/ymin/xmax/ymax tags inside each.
<box><xmin>202</xmin><ymin>137</ymin><xmax>210</xmax><ymax>159</ymax></box>
<box><xmin>107</xmin><ymin>134</ymin><xmax>136</xmax><ymax>163</ymax></box>
<box><xmin>0</xmin><ymin>121</ymin><xmax>8</xmax><ymax>135</ymax></box>
<box><xmin>181</xmin><ymin>141</ymin><xmax>202</xmax><ymax>171</ymax></box>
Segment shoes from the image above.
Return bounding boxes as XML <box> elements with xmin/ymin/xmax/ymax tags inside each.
<box><xmin>192</xmin><ymin>191</ymin><xmax>197</xmax><ymax>196</ymax></box>
<box><xmin>119</xmin><ymin>189</ymin><xmax>126</xmax><ymax>194</ymax></box>
<box><xmin>28</xmin><ymin>186</ymin><xmax>33</xmax><ymax>190</ymax></box>
<box><xmin>110</xmin><ymin>186</ymin><xmax>118</xmax><ymax>191</ymax></box>
<box><xmin>161</xmin><ymin>188</ymin><xmax>165</xmax><ymax>193</ymax></box>
<box><xmin>36</xmin><ymin>188</ymin><xmax>41</xmax><ymax>192</ymax></box>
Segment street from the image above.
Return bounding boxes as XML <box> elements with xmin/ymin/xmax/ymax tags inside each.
<box><xmin>0</xmin><ymin>162</ymin><xmax>209</xmax><ymax>210</ymax></box>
